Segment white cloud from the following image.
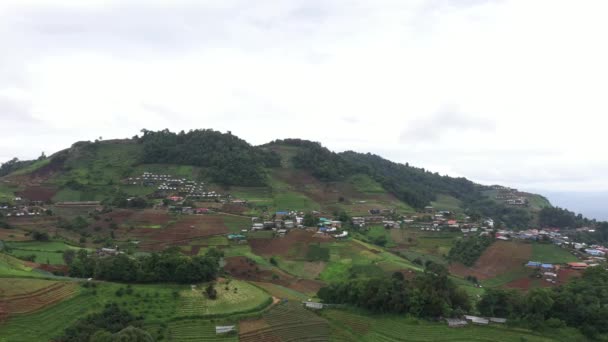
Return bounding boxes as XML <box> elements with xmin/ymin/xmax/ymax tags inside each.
<box><xmin>1</xmin><ymin>0</ymin><xmax>608</xmax><ymax>193</ymax></box>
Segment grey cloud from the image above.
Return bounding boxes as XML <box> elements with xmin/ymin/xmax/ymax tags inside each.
<box><xmin>400</xmin><ymin>105</ymin><xmax>495</xmax><ymax>143</ymax></box>
<box><xmin>0</xmin><ymin>0</ymin><xmax>340</xmax><ymax>59</ymax></box>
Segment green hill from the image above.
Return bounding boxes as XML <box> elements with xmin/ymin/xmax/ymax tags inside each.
<box><xmin>1</xmin><ymin>129</ymin><xmax>551</xmax><ymax>227</ymax></box>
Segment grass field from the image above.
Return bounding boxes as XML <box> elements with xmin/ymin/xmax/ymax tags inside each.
<box><xmin>319</xmin><ymin>239</ymin><xmax>422</xmax><ymax>283</ymax></box>
<box><xmin>348</xmin><ymin>174</ymin><xmax>385</xmax><ymax>194</ymax></box>
<box><xmin>0</xmin><ymin>291</ymin><xmax>96</xmax><ymax>341</ymax></box>
<box><xmin>321</xmin><ymin>309</ymin><xmax>578</xmax><ymax>342</ymax></box>
<box><xmin>177</xmin><ymin>280</ymin><xmax>271</xmax><ymax>317</ymax></box>
<box><xmin>6</xmin><ymin>241</ymin><xmax>85</xmax><ymax>265</ymax></box>
<box><xmin>0</xmin><ymin>253</ymin><xmax>50</xmax><ymax>278</ymax></box>
<box><xmin>431</xmin><ymin>194</ymin><xmax>463</xmax><ymax>211</ymax></box>
<box><xmin>222</xmin><ymin>215</ymin><xmax>250</xmax><ymax>233</ymax></box>
<box><xmin>531</xmin><ymin>243</ymin><xmax>578</xmax><ymax>263</ymax></box>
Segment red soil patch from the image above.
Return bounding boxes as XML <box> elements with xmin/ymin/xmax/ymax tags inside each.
<box><xmin>220</xmin><ymin>204</ymin><xmax>247</xmax><ymax>214</ymax></box>
<box><xmin>36</xmin><ymin>264</ymin><xmax>69</xmax><ymax>275</ymax></box>
<box><xmin>0</xmin><ymin>228</ymin><xmax>30</xmax><ymax>241</ymax></box>
<box><xmin>504</xmin><ymin>277</ymin><xmax>553</xmax><ymax>290</ymax></box>
<box><xmin>225</xmin><ymin>256</ymin><xmax>326</xmax><ymax>296</ymax></box>
<box><xmin>17</xmin><ymin>186</ymin><xmax>57</xmax><ymax>202</ymax></box>
<box><xmin>287</xmin><ymin>279</ymin><xmax>325</xmax><ymax>294</ymax></box>
<box><xmin>449</xmin><ymin>241</ymin><xmax>532</xmax><ymax>280</ymax></box>
<box><xmin>224</xmin><ymin>256</ymin><xmax>295</xmax><ymax>286</ymax></box>
<box><xmin>249</xmin><ymin>230</ymin><xmax>330</xmax><ymax>257</ymax></box>
<box><xmin>558</xmin><ymin>268</ymin><xmax>582</xmax><ymax>282</ymax></box>
<box><xmin>129</xmin><ymin>214</ymin><xmax>228</xmax><ymax>251</ymax></box>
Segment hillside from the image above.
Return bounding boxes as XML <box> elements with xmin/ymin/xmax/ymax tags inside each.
<box><xmin>0</xmin><ymin>129</ymin><xmax>551</xmax><ymax>228</ymax></box>
<box><xmin>2</xmin><ymin>129</ymin><xmax>607</xmax><ymax>342</ymax></box>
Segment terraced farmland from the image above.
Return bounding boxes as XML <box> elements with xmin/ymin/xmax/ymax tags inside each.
<box><xmin>239</xmin><ymin>302</ymin><xmax>330</xmax><ymax>342</ymax></box>
<box><xmin>0</xmin><ymin>292</ymin><xmax>95</xmax><ymax>341</ymax></box>
<box><xmin>322</xmin><ymin>310</ymin><xmax>557</xmax><ymax>342</ymax></box>
<box><xmin>177</xmin><ymin>280</ymin><xmax>271</xmax><ymax>317</ymax></box>
<box><xmin>1</xmin><ymin>281</ymin><xmax>79</xmax><ymax>315</ymax></box>
<box><xmin>168</xmin><ymin>319</ymin><xmax>237</xmax><ymax>341</ymax></box>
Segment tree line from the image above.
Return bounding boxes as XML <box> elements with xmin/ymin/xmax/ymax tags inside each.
<box><xmin>447</xmin><ymin>235</ymin><xmax>494</xmax><ymax>266</ymax></box>
<box><xmin>139</xmin><ymin>129</ymin><xmax>280</xmax><ymax>186</ymax></box>
<box><xmin>65</xmin><ymin>247</ymin><xmax>222</xmax><ymax>284</ymax></box>
<box><xmin>59</xmin><ymin>303</ymin><xmax>151</xmax><ymax>342</ymax></box>
<box><xmin>538</xmin><ymin>206</ymin><xmax>594</xmax><ymax>229</ymax></box>
<box><xmin>318</xmin><ymin>262</ymin><xmax>470</xmax><ymax>318</ymax></box>
<box><xmin>477</xmin><ymin>267</ymin><xmax>608</xmax><ymax>338</ymax></box>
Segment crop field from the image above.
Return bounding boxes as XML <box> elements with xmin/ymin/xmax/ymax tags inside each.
<box><xmin>17</xmin><ymin>185</ymin><xmax>57</xmax><ymax>202</ymax></box>
<box><xmin>239</xmin><ymin>302</ymin><xmax>330</xmax><ymax>342</ymax></box>
<box><xmin>177</xmin><ymin>280</ymin><xmax>271</xmax><ymax>317</ymax></box>
<box><xmin>0</xmin><ymin>291</ymin><xmax>96</xmax><ymax>341</ymax></box>
<box><xmin>222</xmin><ymin>215</ymin><xmax>251</xmax><ymax>233</ymax></box>
<box><xmin>92</xmin><ymin>282</ymin><xmax>181</xmax><ymax>321</ymax></box>
<box><xmin>168</xmin><ymin>319</ymin><xmax>238</xmax><ymax>341</ymax></box>
<box><xmin>124</xmin><ymin>214</ymin><xmax>229</xmax><ymax>251</ymax></box>
<box><xmin>0</xmin><ymin>253</ymin><xmax>47</xmax><ymax>278</ymax></box>
<box><xmin>251</xmin><ymin>282</ymin><xmax>308</xmax><ymax>301</ymax></box>
<box><xmin>0</xmin><ymin>228</ymin><xmax>29</xmax><ymax>241</ymax></box>
<box><xmin>0</xmin><ymin>281</ymin><xmax>79</xmax><ymax>316</ymax></box>
<box><xmin>249</xmin><ymin>229</ymin><xmax>331</xmax><ymax>257</ymax></box>
<box><xmin>449</xmin><ymin>241</ymin><xmax>532</xmax><ymax>281</ymax></box>
<box><xmin>531</xmin><ymin>243</ymin><xmax>578</xmax><ymax>263</ymax></box>
<box><xmin>5</xmin><ymin>241</ymin><xmax>83</xmax><ymax>265</ymax></box>
<box><xmin>319</xmin><ymin>239</ymin><xmax>422</xmax><ymax>283</ymax></box>
<box><xmin>322</xmin><ymin>309</ymin><xmax>560</xmax><ymax>342</ymax></box>
<box><xmin>0</xmin><ymin>279</ymin><xmax>59</xmax><ymax>297</ymax></box>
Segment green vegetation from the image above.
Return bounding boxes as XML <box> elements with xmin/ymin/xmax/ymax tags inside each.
<box><xmin>68</xmin><ymin>248</ymin><xmax>222</xmax><ymax>283</ymax></box>
<box><xmin>177</xmin><ymin>280</ymin><xmax>271</xmax><ymax>317</ymax></box>
<box><xmin>531</xmin><ymin>244</ymin><xmax>578</xmax><ymax>263</ymax></box>
<box><xmin>140</xmin><ymin>129</ymin><xmax>279</xmax><ymax>186</ymax></box>
<box><xmin>349</xmin><ymin>174</ymin><xmax>385</xmax><ymax>194</ymax></box>
<box><xmin>5</xmin><ymin>241</ymin><xmax>85</xmax><ymax>265</ymax></box>
<box><xmin>539</xmin><ymin>206</ymin><xmax>593</xmax><ymax>229</ymax></box>
<box><xmin>319</xmin><ymin>263</ymin><xmax>470</xmax><ymax>317</ymax></box>
<box><xmin>306</xmin><ymin>244</ymin><xmax>330</xmax><ymax>262</ymax></box>
<box><xmin>448</xmin><ymin>236</ymin><xmax>494</xmax><ymax>266</ymax></box>
<box><xmin>323</xmin><ymin>309</ymin><xmax>564</xmax><ymax>342</ymax></box>
<box><xmin>0</xmin><ymin>253</ymin><xmax>49</xmax><ymax>278</ymax></box>
<box><xmin>431</xmin><ymin>194</ymin><xmax>463</xmax><ymax>212</ymax></box>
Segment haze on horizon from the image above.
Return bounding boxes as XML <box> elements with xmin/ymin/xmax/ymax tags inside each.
<box><xmin>2</xmin><ymin>0</ymin><xmax>608</xmax><ymax>213</ymax></box>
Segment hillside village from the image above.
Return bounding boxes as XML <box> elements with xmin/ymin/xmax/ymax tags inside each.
<box><xmin>1</xmin><ymin>136</ymin><xmax>607</xmax><ymax>341</ymax></box>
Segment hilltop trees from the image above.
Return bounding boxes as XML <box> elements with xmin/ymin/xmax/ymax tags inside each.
<box><xmin>139</xmin><ymin>129</ymin><xmax>280</xmax><ymax>186</ymax></box>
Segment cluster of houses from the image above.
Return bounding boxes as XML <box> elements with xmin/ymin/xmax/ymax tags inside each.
<box><xmin>446</xmin><ymin>316</ymin><xmax>506</xmax><ymax>328</ymax></box>
<box><xmin>247</xmin><ymin>211</ymin><xmax>349</xmax><ymax>239</ymax></box>
<box><xmin>491</xmin><ymin>185</ymin><xmax>529</xmax><ymax>207</ymax></box>
<box><xmin>0</xmin><ymin>204</ymin><xmax>45</xmax><ymax>217</ymax></box>
<box><xmin>96</xmin><ymin>247</ymin><xmax>123</xmax><ymax>257</ymax></box>
<box><xmin>124</xmin><ymin>172</ymin><xmax>223</xmax><ymax>200</ymax></box>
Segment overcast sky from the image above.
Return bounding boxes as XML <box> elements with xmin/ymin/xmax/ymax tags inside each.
<box><xmin>1</xmin><ymin>0</ymin><xmax>608</xmax><ymax>194</ymax></box>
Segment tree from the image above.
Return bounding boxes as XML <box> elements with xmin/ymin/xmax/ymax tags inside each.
<box><xmin>302</xmin><ymin>212</ymin><xmax>318</xmax><ymax>227</ymax></box>
<box><xmin>112</xmin><ymin>326</ymin><xmax>154</xmax><ymax>342</ymax></box>
<box><xmin>32</xmin><ymin>231</ymin><xmax>50</xmax><ymax>241</ymax></box>
<box><xmin>205</xmin><ymin>283</ymin><xmax>218</xmax><ymax>300</ymax></box>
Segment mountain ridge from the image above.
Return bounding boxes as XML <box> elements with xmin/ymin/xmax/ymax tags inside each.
<box><xmin>1</xmin><ymin>128</ymin><xmax>551</xmax><ymax>228</ymax></box>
